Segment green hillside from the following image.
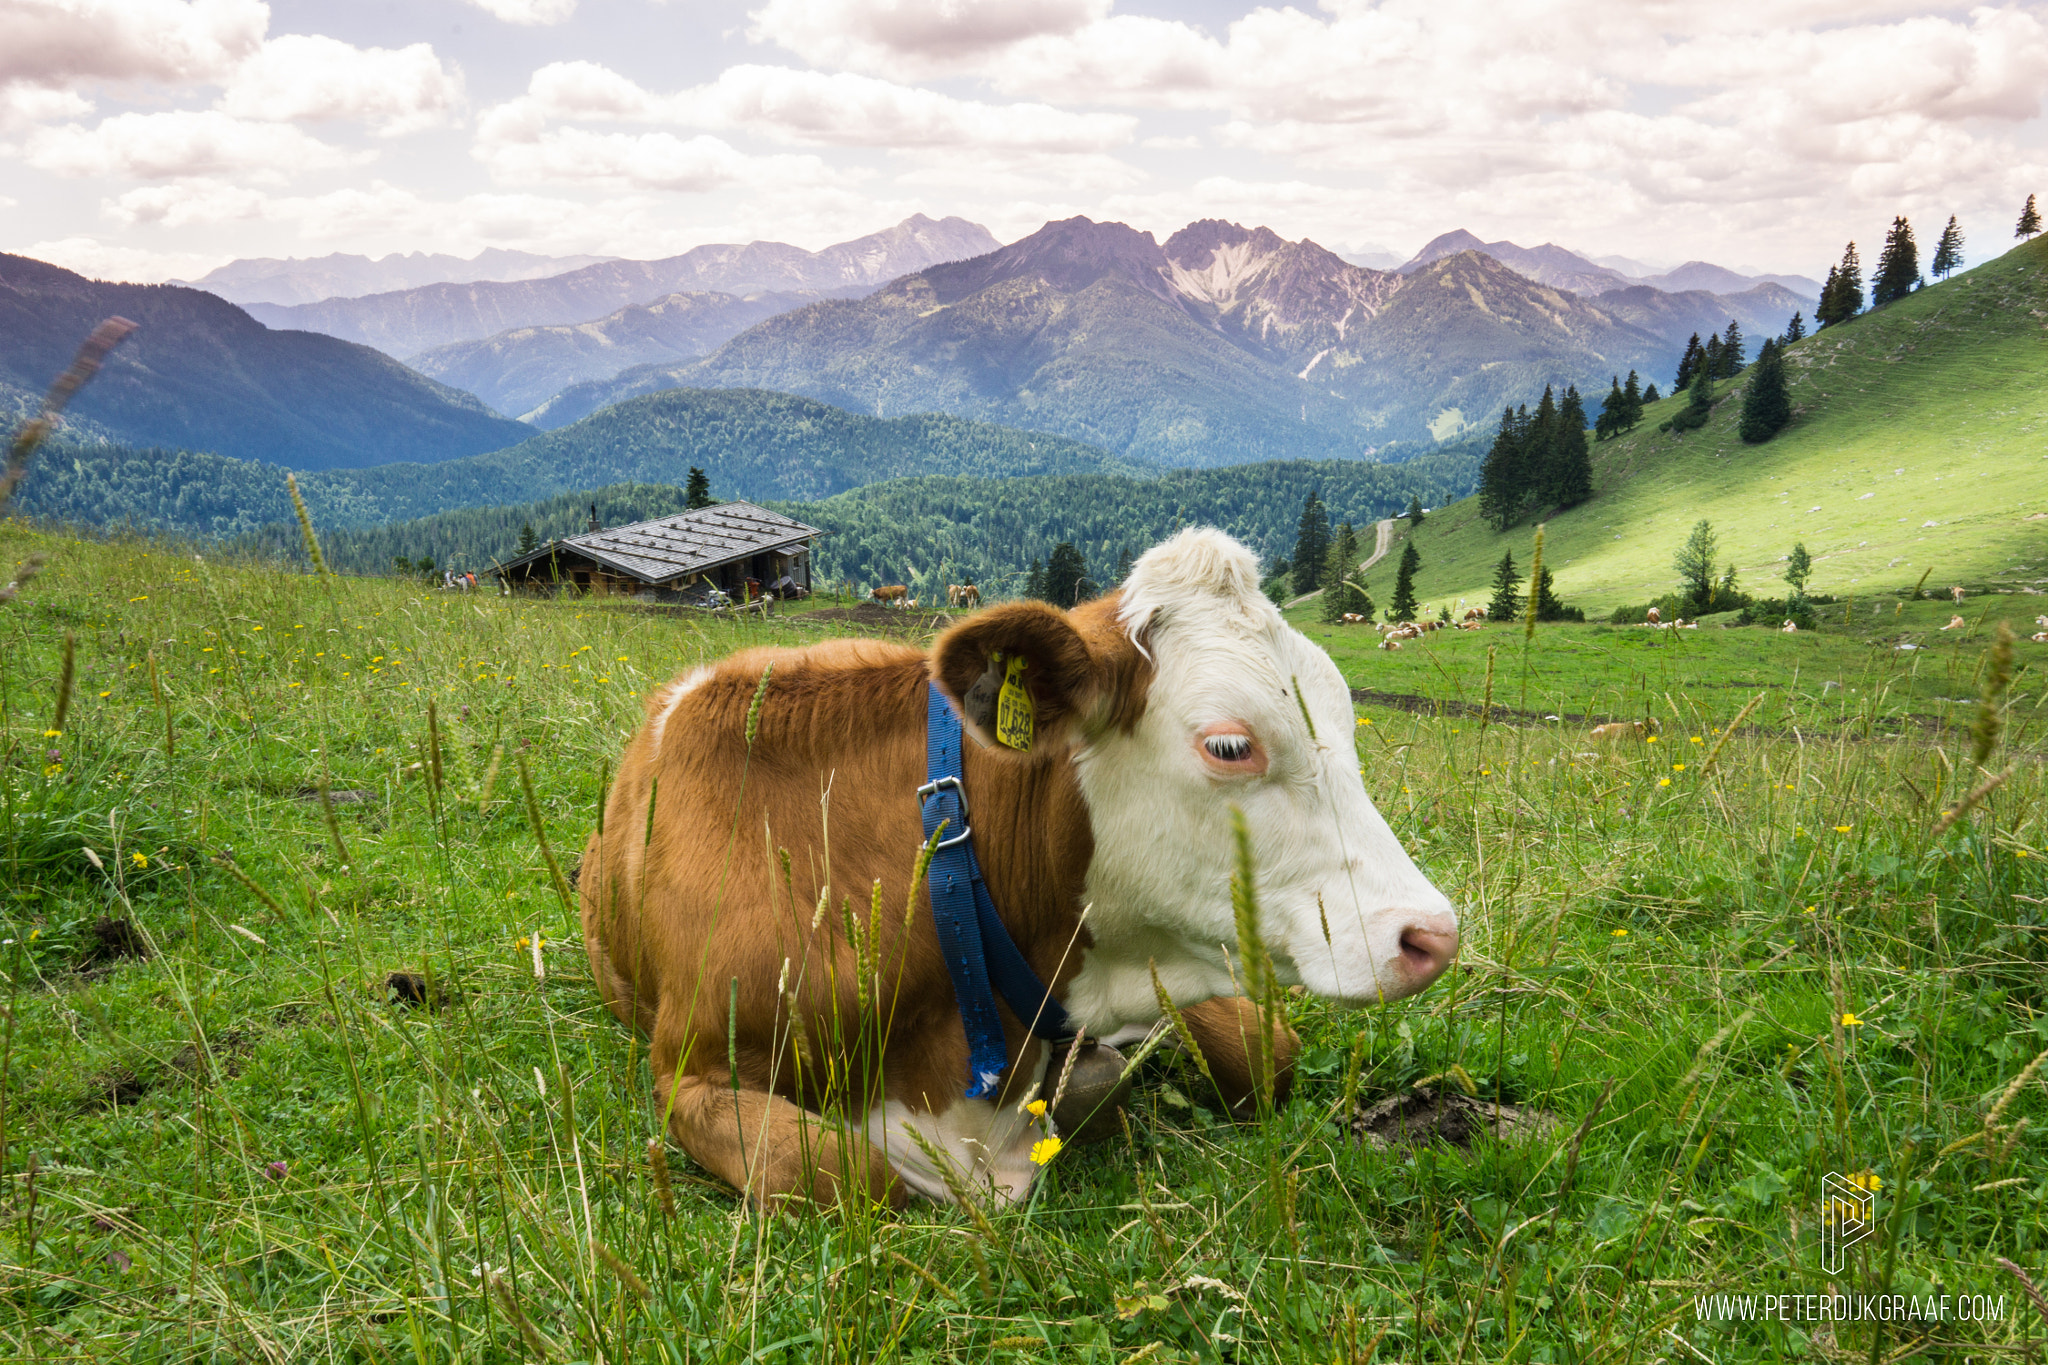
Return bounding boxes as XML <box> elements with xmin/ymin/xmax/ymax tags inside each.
<box><xmin>1371</xmin><ymin>237</ymin><xmax>2048</xmax><ymax>618</ymax></box>
<box><xmin>320</xmin><ymin>448</ymin><xmax>1483</xmax><ymax>591</ymax></box>
<box><xmin>14</xmin><ymin>388</ymin><xmax>1143</xmax><ymax>537</ymax></box>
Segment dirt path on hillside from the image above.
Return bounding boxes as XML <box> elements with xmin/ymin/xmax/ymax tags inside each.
<box><xmin>1289</xmin><ymin>518</ymin><xmax>1396</xmax><ymax>609</ymax></box>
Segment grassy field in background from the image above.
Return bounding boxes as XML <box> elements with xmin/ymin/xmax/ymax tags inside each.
<box><xmin>0</xmin><ymin>523</ymin><xmax>2044</xmax><ymax>1363</ymax></box>
<box><xmin>1371</xmin><ymin>235</ymin><xmax>2048</xmax><ymax>618</ymax></box>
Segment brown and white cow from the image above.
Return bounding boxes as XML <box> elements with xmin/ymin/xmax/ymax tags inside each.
<box><xmin>580</xmin><ymin>530</ymin><xmax>1458</xmax><ymax>1209</ymax></box>
<box><xmin>871</xmin><ymin>584</ymin><xmax>908</xmax><ymax>605</ymax></box>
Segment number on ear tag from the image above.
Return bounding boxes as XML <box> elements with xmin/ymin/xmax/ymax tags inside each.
<box><xmin>995</xmin><ymin>655</ymin><xmax>1034</xmax><ymax>751</ymax></box>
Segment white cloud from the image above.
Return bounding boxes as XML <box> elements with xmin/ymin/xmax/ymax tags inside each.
<box><xmin>476</xmin><ymin>123</ymin><xmax>839</xmax><ymax>193</ymax></box>
<box><xmin>748</xmin><ymin>0</ymin><xmax>1107</xmax><ymax>72</ymax></box>
<box><xmin>218</xmin><ymin>34</ymin><xmax>463</xmax><ymax>136</ymax></box>
<box><xmin>466</xmin><ymin>0</ymin><xmax>576</xmax><ymax>26</ymax></box>
<box><xmin>484</xmin><ymin>59</ymin><xmax>1131</xmax><ymax>152</ymax></box>
<box><xmin>25</xmin><ymin>109</ymin><xmax>364</xmax><ymax>181</ymax></box>
<box><xmin>0</xmin><ymin>0</ymin><xmax>267</xmax><ymax>87</ymax></box>
<box><xmin>15</xmin><ymin>234</ymin><xmax>230</xmax><ymax>282</ymax></box>
<box><xmin>1</xmin><ymin>82</ymin><xmax>90</xmax><ymax>132</ymax></box>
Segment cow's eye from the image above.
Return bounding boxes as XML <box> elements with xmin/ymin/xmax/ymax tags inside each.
<box><xmin>1203</xmin><ymin>733</ymin><xmax>1253</xmax><ymax>762</ymax></box>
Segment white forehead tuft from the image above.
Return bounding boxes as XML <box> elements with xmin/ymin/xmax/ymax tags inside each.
<box><xmin>1118</xmin><ymin>527</ymin><xmax>1277</xmax><ymax>649</ymax></box>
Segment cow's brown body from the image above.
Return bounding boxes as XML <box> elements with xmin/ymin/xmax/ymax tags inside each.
<box><xmin>582</xmin><ymin>604</ymin><xmax>1278</xmax><ymax>1207</ymax></box>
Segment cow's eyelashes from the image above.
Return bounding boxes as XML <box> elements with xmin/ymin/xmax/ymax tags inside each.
<box><xmin>1203</xmin><ymin>733</ymin><xmax>1254</xmax><ymax>762</ymax></box>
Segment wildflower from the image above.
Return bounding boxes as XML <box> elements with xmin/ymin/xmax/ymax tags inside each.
<box><xmin>43</xmin><ymin>763</ymin><xmax>62</xmax><ymax>777</ymax></box>
<box><xmin>1840</xmin><ymin>1012</ymin><xmax>1862</xmax><ymax>1027</ymax></box>
<box><xmin>1658</xmin><ymin>778</ymin><xmax>1671</xmax><ymax>787</ymax></box>
<box><xmin>263</xmin><ymin>1160</ymin><xmax>288</xmax><ymax>1182</ymax></box>
<box><xmin>43</xmin><ymin>729</ymin><xmax>60</xmax><ymax>738</ymax></box>
<box><xmin>1026</xmin><ymin>1099</ymin><xmax>1048</xmax><ymax>1118</ymax></box>
<box><xmin>1833</xmin><ymin>825</ymin><xmax>1852</xmax><ymax>834</ymax></box>
<box><xmin>1612</xmin><ymin>928</ymin><xmax>1628</xmax><ymax>937</ymax></box>
<box><xmin>1803</xmin><ymin>905</ymin><xmax>1817</xmax><ymax>914</ymax></box>
<box><xmin>1845</xmin><ymin>1171</ymin><xmax>1881</xmax><ymax>1192</ymax></box>
<box><xmin>1645</xmin><ymin>734</ymin><xmax>1658</xmax><ymax>743</ymax></box>
<box><xmin>516</xmin><ymin>936</ymin><xmax>530</xmax><ymax>950</ymax></box>
<box><xmin>1030</xmin><ymin>1136</ymin><xmax>1063</xmax><ymax>1165</ymax></box>
<box><xmin>1691</xmin><ymin>736</ymin><xmax>1704</xmax><ymax>744</ymax></box>
<box><xmin>98</xmin><ymin>690</ymin><xmax>110</xmax><ymax>698</ymax></box>
<box><xmin>132</xmin><ymin>852</ymin><xmax>147</xmax><ymax>869</ymax></box>
<box><xmin>1672</xmin><ymin>763</ymin><xmax>1685</xmax><ymax>772</ymax></box>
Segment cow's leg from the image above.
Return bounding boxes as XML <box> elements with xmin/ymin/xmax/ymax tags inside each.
<box><xmin>656</xmin><ymin>1070</ymin><xmax>908</xmax><ymax>1211</ymax></box>
<box><xmin>1180</xmin><ymin>996</ymin><xmax>1299</xmax><ymax>1117</ymax></box>
<box><xmin>577</xmin><ymin>831</ymin><xmax>657</xmax><ymax>1033</ymax></box>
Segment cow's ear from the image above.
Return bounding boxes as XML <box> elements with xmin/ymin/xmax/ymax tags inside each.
<box><xmin>931</xmin><ymin>602</ymin><xmax>1114</xmax><ymax>752</ymax></box>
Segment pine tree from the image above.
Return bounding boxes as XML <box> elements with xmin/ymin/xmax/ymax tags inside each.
<box><xmin>1551</xmin><ymin>385</ymin><xmax>1593</xmax><ymax>508</ymax></box>
<box><xmin>1930</xmin><ymin>215</ymin><xmax>1964</xmax><ymax>280</ymax></box>
<box><xmin>1531</xmin><ymin>566</ymin><xmax>1569</xmax><ymax>621</ymax></box>
<box><xmin>1814</xmin><ymin>265</ymin><xmax>1841</xmax><ymax>327</ymax></box>
<box><xmin>1871</xmin><ymin>215</ymin><xmax>1920</xmax><ymax>307</ymax></box>
<box><xmin>1477</xmin><ymin>405</ymin><xmax>1523</xmax><ymax>532</ymax></box>
<box><xmin>1024</xmin><ymin>557</ymin><xmax>1046</xmax><ymax>601</ymax></box>
<box><xmin>1716</xmin><ymin>320</ymin><xmax>1745</xmax><ymax>377</ymax></box>
<box><xmin>1486</xmin><ymin>551</ymin><xmax>1523</xmax><ymax>620</ymax></box>
<box><xmin>1622</xmin><ymin>370</ymin><xmax>1644</xmax><ymax>428</ymax></box>
<box><xmin>1737</xmin><ymin>338</ymin><xmax>1792</xmax><ymax>444</ymax></box>
<box><xmin>1669</xmin><ymin>363</ymin><xmax>1716</xmax><ymax>433</ymax></box>
<box><xmin>1290</xmin><ymin>491</ymin><xmax>1330</xmax><ymax>595</ymax></box>
<box><xmin>1320</xmin><ymin>522</ymin><xmax>1363</xmax><ymax>622</ymax></box>
<box><xmin>1782</xmin><ymin>311</ymin><xmax>1805</xmax><ymax>344</ymax></box>
<box><xmin>1673</xmin><ymin>333</ymin><xmax>1704</xmax><ymax>390</ymax></box>
<box><xmin>1673</xmin><ymin>519</ymin><xmax>1719</xmax><ymax>615</ymax></box>
<box><xmin>1783</xmin><ymin>542</ymin><xmax>1812</xmax><ymax>599</ymax></box>
<box><xmin>2017</xmin><ymin>194</ymin><xmax>2041</xmax><ymax>240</ymax></box>
<box><xmin>1116</xmin><ymin>545</ymin><xmax>1133</xmax><ymax>584</ymax></box>
<box><xmin>1817</xmin><ymin>242</ymin><xmax>1863</xmax><ymax>327</ymax></box>
<box><xmin>1596</xmin><ymin>375</ymin><xmax>1626</xmax><ymax>440</ymax></box>
<box><xmin>1046</xmin><ymin>542</ymin><xmax>1088</xmax><ymax>607</ymax></box>
<box><xmin>517</xmin><ymin>521</ymin><xmax>538</xmax><ymax>556</ymax></box>
<box><xmin>685</xmin><ymin>467</ymin><xmax>714</xmax><ymax>508</ymax></box>
<box><xmin>1526</xmin><ymin>385</ymin><xmax>1559</xmax><ymax>508</ymax></box>
<box><xmin>1405</xmin><ymin>495</ymin><xmax>1426</xmax><ymax>525</ymax></box>
<box><xmin>1703</xmin><ymin>332</ymin><xmax>1725</xmax><ymax>381</ymax></box>
<box><xmin>1642</xmin><ymin>381</ymin><xmax>1660</xmax><ymax>402</ymax></box>
<box><xmin>1387</xmin><ymin>540</ymin><xmax>1422</xmax><ymax>623</ymax></box>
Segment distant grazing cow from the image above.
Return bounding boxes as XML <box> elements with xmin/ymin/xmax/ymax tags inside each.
<box><xmin>1379</xmin><ymin>638</ymin><xmax>1403</xmax><ymax>650</ymax></box>
<box><xmin>1941</xmin><ymin>615</ymin><xmax>1965</xmax><ymax>631</ymax></box>
<box><xmin>1340</xmin><ymin>612</ymin><xmax>1366</xmax><ymax>623</ymax></box>
<box><xmin>580</xmin><ymin>530</ymin><xmax>1459</xmax><ymax>1208</ymax></box>
<box><xmin>1457</xmin><ymin>620</ymin><xmax>1482</xmax><ymax>631</ymax></box>
<box><xmin>1950</xmin><ymin>586</ymin><xmax>1966</xmax><ymax>604</ymax></box>
<box><xmin>2034</xmin><ymin>633</ymin><xmax>2048</xmax><ymax>643</ymax></box>
<box><xmin>1647</xmin><ymin>607</ymin><xmax>1661</xmax><ymax>624</ymax></box>
<box><xmin>1589</xmin><ymin>720</ymin><xmax>1658</xmax><ymax>741</ymax></box>
<box><xmin>1462</xmin><ymin>606</ymin><xmax>1488</xmax><ymax>622</ymax></box>
<box><xmin>1782</xmin><ymin>620</ymin><xmax>1799</xmax><ymax>633</ymax></box>
<box><xmin>872</xmin><ymin>585</ymin><xmax>909</xmax><ymax>606</ymax></box>
<box><xmin>947</xmin><ymin>584</ymin><xmax>982</xmax><ymax>609</ymax></box>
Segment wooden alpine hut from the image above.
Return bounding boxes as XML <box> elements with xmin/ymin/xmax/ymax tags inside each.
<box><xmin>494</xmin><ymin>501</ymin><xmax>824</xmax><ymax>604</ymax></box>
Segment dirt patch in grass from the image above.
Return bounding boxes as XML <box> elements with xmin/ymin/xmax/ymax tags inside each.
<box><xmin>799</xmin><ymin>602</ymin><xmax>956</xmax><ymax>630</ymax></box>
<box><xmin>82</xmin><ymin>916</ymin><xmax>147</xmax><ymax>968</ymax></box>
<box><xmin>1353</xmin><ymin>1086</ymin><xmax>1562</xmax><ymax>1150</ymax></box>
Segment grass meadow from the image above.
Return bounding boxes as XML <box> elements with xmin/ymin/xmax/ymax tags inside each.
<box><xmin>1</xmin><ymin>522</ymin><xmax>2044</xmax><ymax>1363</ymax></box>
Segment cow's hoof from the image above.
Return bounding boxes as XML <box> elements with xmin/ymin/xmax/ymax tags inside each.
<box><xmin>1051</xmin><ymin>1042</ymin><xmax>1131</xmax><ymax>1145</ymax></box>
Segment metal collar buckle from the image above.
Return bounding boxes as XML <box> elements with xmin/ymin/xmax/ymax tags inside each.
<box><xmin>916</xmin><ymin>775</ymin><xmax>974</xmax><ymax>849</ymax></box>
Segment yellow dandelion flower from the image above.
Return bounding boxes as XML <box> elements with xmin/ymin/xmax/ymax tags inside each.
<box><xmin>43</xmin><ymin>729</ymin><xmax>61</xmax><ymax>738</ymax></box>
<box><xmin>1846</xmin><ymin>1171</ymin><xmax>1881</xmax><ymax>1191</ymax></box>
<box><xmin>516</xmin><ymin>936</ymin><xmax>530</xmax><ymax>950</ymax></box>
<box><xmin>98</xmin><ymin>690</ymin><xmax>110</xmax><ymax>698</ymax></box>
<box><xmin>1690</xmin><ymin>735</ymin><xmax>1704</xmax><ymax>744</ymax></box>
<box><xmin>1804</xmin><ymin>905</ymin><xmax>1817</xmax><ymax>914</ymax></box>
<box><xmin>1658</xmin><ymin>777</ymin><xmax>1672</xmax><ymax>787</ymax></box>
<box><xmin>1612</xmin><ymin>928</ymin><xmax>1628</xmax><ymax>937</ymax></box>
<box><xmin>1672</xmin><ymin>763</ymin><xmax>1685</xmax><ymax>771</ymax></box>
<box><xmin>1645</xmin><ymin>734</ymin><xmax>1658</xmax><ymax>743</ymax></box>
<box><xmin>1026</xmin><ymin>1099</ymin><xmax>1048</xmax><ymax>1118</ymax></box>
<box><xmin>1840</xmin><ymin>1012</ymin><xmax>1862</xmax><ymax>1027</ymax></box>
<box><xmin>1030</xmin><ymin>1136</ymin><xmax>1063</xmax><ymax>1166</ymax></box>
<box><xmin>1833</xmin><ymin>825</ymin><xmax>1852</xmax><ymax>834</ymax></box>
<box><xmin>132</xmin><ymin>852</ymin><xmax>148</xmax><ymax>869</ymax></box>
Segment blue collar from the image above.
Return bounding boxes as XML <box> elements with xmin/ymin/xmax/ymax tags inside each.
<box><xmin>920</xmin><ymin>682</ymin><xmax>1074</xmax><ymax>1098</ymax></box>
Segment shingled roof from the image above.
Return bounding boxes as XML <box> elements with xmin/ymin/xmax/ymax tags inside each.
<box><xmin>496</xmin><ymin>501</ymin><xmax>822</xmax><ymax>586</ymax></box>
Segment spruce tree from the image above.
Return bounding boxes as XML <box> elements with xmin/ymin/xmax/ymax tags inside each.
<box><xmin>1388</xmin><ymin>540</ymin><xmax>1422</xmax><ymax>623</ymax></box>
<box><xmin>1674</xmin><ymin>333</ymin><xmax>1704</xmax><ymax>390</ymax></box>
<box><xmin>1737</xmin><ymin>338</ymin><xmax>1791</xmax><ymax>443</ymax></box>
<box><xmin>1622</xmin><ymin>370</ymin><xmax>1644</xmax><ymax>428</ymax></box>
<box><xmin>1717</xmin><ymin>320</ymin><xmax>1745</xmax><ymax>377</ymax></box>
<box><xmin>1116</xmin><ymin>545</ymin><xmax>1133</xmax><ymax>584</ymax></box>
<box><xmin>1477</xmin><ymin>406</ymin><xmax>1523</xmax><ymax>532</ymax></box>
<box><xmin>1782</xmin><ymin>311</ymin><xmax>1805</xmax><ymax>344</ymax></box>
<box><xmin>1703</xmin><ymin>332</ymin><xmax>1725</xmax><ymax>381</ymax></box>
<box><xmin>1783</xmin><ymin>542</ymin><xmax>1812</xmax><ymax>600</ymax></box>
<box><xmin>1930</xmin><ymin>215</ymin><xmax>1963</xmax><ymax>280</ymax></box>
<box><xmin>1552</xmin><ymin>385</ymin><xmax>1593</xmax><ymax>508</ymax></box>
<box><xmin>2018</xmin><ymin>194</ymin><xmax>2041</xmax><ymax>240</ymax></box>
<box><xmin>1320</xmin><ymin>522</ymin><xmax>1363</xmax><ymax>622</ymax></box>
<box><xmin>517</xmin><ymin>521</ymin><xmax>539</xmax><ymax>556</ymax></box>
<box><xmin>1486</xmin><ymin>551</ymin><xmax>1523</xmax><ymax>620</ymax></box>
<box><xmin>1669</xmin><ymin>364</ymin><xmax>1715</xmax><ymax>433</ymax></box>
<box><xmin>1405</xmin><ymin>495</ymin><xmax>1426</xmax><ymax>526</ymax></box>
<box><xmin>1819</xmin><ymin>241</ymin><xmax>1864</xmax><ymax>325</ymax></box>
<box><xmin>1291</xmin><ymin>491</ymin><xmax>1330</xmax><ymax>595</ymax></box>
<box><xmin>1642</xmin><ymin>381</ymin><xmax>1660</xmax><ymax>402</ymax></box>
<box><xmin>685</xmin><ymin>467</ymin><xmax>714</xmax><ymax>508</ymax></box>
<box><xmin>1814</xmin><ymin>265</ymin><xmax>1841</xmax><ymax>327</ymax></box>
<box><xmin>1046</xmin><ymin>542</ymin><xmax>1088</xmax><ymax>608</ymax></box>
<box><xmin>1596</xmin><ymin>376</ymin><xmax>1625</xmax><ymax>440</ymax></box>
<box><xmin>1024</xmin><ymin>558</ymin><xmax>1046</xmax><ymax>601</ymax></box>
<box><xmin>1673</xmin><ymin>519</ymin><xmax>1719</xmax><ymax>615</ymax></box>
<box><xmin>1527</xmin><ymin>385</ymin><xmax>1559</xmax><ymax>508</ymax></box>
<box><xmin>1870</xmin><ymin>215</ymin><xmax>1920</xmax><ymax>306</ymax></box>
<box><xmin>1532</xmin><ymin>566</ymin><xmax>1569</xmax><ymax>621</ymax></box>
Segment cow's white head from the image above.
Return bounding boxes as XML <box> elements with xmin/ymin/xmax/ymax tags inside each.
<box><xmin>932</xmin><ymin>528</ymin><xmax>1458</xmax><ymax>1033</ymax></box>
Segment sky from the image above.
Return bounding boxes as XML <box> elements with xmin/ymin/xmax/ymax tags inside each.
<box><xmin>3</xmin><ymin>0</ymin><xmax>2045</xmax><ymax>284</ymax></box>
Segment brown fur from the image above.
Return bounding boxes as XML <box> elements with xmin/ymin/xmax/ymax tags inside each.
<box><xmin>581</xmin><ymin>594</ymin><xmax>1291</xmax><ymax>1208</ymax></box>
<box><xmin>871</xmin><ymin>584</ymin><xmax>908</xmax><ymax>604</ymax></box>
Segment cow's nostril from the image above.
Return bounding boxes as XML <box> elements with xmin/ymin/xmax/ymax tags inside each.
<box><xmin>1398</xmin><ymin>924</ymin><xmax>1459</xmax><ymax>983</ymax></box>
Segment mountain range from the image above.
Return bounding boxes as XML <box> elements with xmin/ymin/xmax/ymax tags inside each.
<box><xmin>523</xmin><ymin>217</ymin><xmax>1810</xmax><ymax>460</ymax></box>
<box><xmin>1399</xmin><ymin>230</ymin><xmax>1821</xmax><ymax>298</ymax></box>
<box><xmin>172</xmin><ymin>248</ymin><xmax>618</xmax><ymax>308</ymax></box>
<box><xmin>240</xmin><ymin>214</ymin><xmax>1000</xmax><ymax>359</ymax></box>
<box><xmin>0</xmin><ymin>253</ymin><xmax>531</xmax><ymax>470</ymax></box>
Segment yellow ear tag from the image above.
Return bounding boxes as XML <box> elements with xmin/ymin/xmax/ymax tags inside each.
<box><xmin>995</xmin><ymin>655</ymin><xmax>1034</xmax><ymax>751</ymax></box>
